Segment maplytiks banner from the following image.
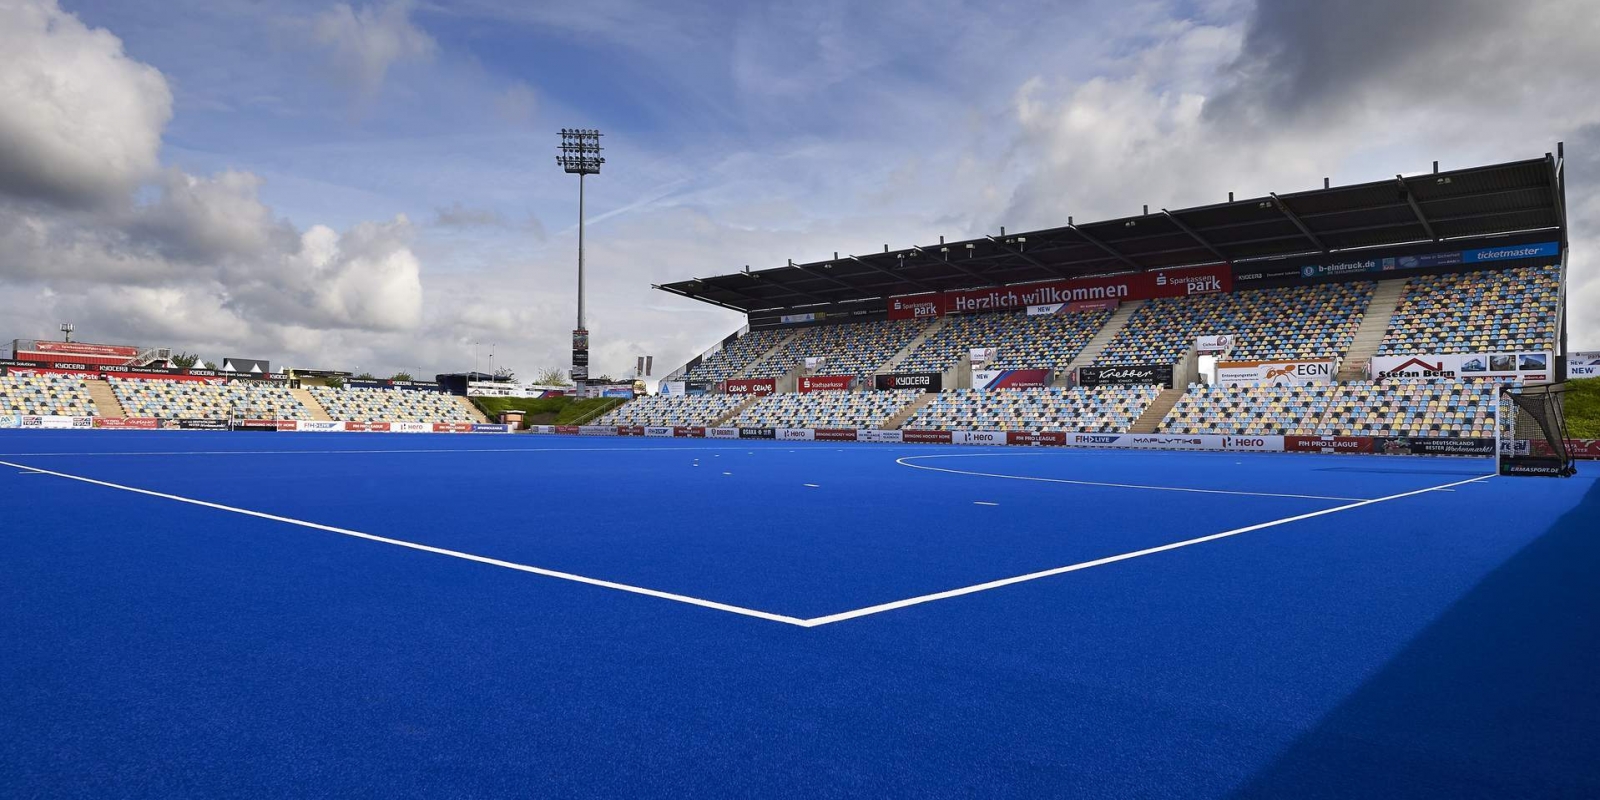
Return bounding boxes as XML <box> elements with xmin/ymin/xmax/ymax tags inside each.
<box><xmin>1371</xmin><ymin>352</ymin><xmax>1553</xmax><ymax>382</ymax></box>
<box><xmin>1215</xmin><ymin>359</ymin><xmax>1334</xmax><ymax>386</ymax></box>
<box><xmin>973</xmin><ymin>369</ymin><xmax>1053</xmax><ymax>389</ymax></box>
<box><xmin>1568</xmin><ymin>352</ymin><xmax>1600</xmax><ymax>380</ymax></box>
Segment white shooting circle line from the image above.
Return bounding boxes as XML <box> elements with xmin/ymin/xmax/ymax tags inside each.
<box><xmin>896</xmin><ymin>453</ymin><xmax>1367</xmax><ymax>501</ymax></box>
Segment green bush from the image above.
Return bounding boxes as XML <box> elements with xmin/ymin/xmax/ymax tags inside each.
<box><xmin>1566</xmin><ymin>377</ymin><xmax>1600</xmax><ymax>439</ymax></box>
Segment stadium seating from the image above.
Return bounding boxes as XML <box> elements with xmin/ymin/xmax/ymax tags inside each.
<box><xmin>731</xmin><ymin>390</ymin><xmax>921</xmax><ymax>429</ymax></box>
<box><xmin>903</xmin><ymin>386</ymin><xmax>1159</xmax><ymax>432</ymax></box>
<box><xmin>900</xmin><ymin>308</ymin><xmax>1111</xmax><ymax>373</ymax></box>
<box><xmin>1376</xmin><ymin>265</ymin><xmax>1559</xmax><ymax>355</ymax></box>
<box><xmin>0</xmin><ymin>373</ymin><xmax>97</xmax><ymax>416</ymax></box>
<box><xmin>597</xmin><ymin>394</ymin><xmax>743</xmax><ymax>427</ymax></box>
<box><xmin>110</xmin><ymin>377</ymin><xmax>308</xmax><ymax>420</ymax></box>
<box><xmin>309</xmin><ymin>387</ymin><xmax>472</xmax><ymax>423</ymax></box>
<box><xmin>748</xmin><ymin>319</ymin><xmax>924</xmax><ymax>379</ymax></box>
<box><xmin>1159</xmin><ymin>383</ymin><xmax>1335</xmax><ymax>436</ymax></box>
<box><xmin>1317</xmin><ymin>379</ymin><xmax>1498</xmax><ymax>438</ymax></box>
<box><xmin>682</xmin><ymin>329</ymin><xmax>788</xmax><ymax>384</ymax></box>
<box><xmin>1098</xmin><ymin>282</ymin><xmax>1373</xmax><ymax>365</ymax></box>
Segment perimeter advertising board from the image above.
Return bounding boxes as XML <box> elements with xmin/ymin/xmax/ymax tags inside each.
<box><xmin>1568</xmin><ymin>352</ymin><xmax>1600</xmax><ymax>380</ymax></box>
<box><xmin>722</xmin><ymin>378</ymin><xmax>776</xmax><ymax>396</ymax></box>
<box><xmin>888</xmin><ymin>263</ymin><xmax>1230</xmax><ymax>318</ymax></box>
<box><xmin>1215</xmin><ymin>359</ymin><xmax>1335</xmax><ymax>387</ymax></box>
<box><xmin>972</xmin><ymin>369</ymin><xmax>1053</xmax><ymax>390</ymax></box>
<box><xmin>873</xmin><ymin>372</ymin><xmax>942</xmax><ymax>392</ymax></box>
<box><xmin>1371</xmin><ymin>352</ymin><xmax>1552</xmax><ymax>382</ymax></box>
<box><xmin>1076</xmin><ymin>364</ymin><xmax>1173</xmax><ymax>388</ymax></box>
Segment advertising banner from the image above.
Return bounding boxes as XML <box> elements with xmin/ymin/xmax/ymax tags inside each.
<box><xmin>578</xmin><ymin>425</ymin><xmax>617</xmax><ymax>436</ymax></box>
<box><xmin>1371</xmin><ymin>352</ymin><xmax>1553</xmax><ymax>382</ymax></box>
<box><xmin>433</xmin><ymin>422</ymin><xmax>476</xmax><ymax>433</ymax></box>
<box><xmin>858</xmin><ymin>429</ymin><xmax>903</xmax><ymax>443</ymax></box>
<box><xmin>344</xmin><ymin>421</ymin><xmax>391</xmax><ymax>432</ymax></box>
<box><xmin>674</xmin><ymin>426</ymin><xmax>706</xmax><ymax>438</ymax></box>
<box><xmin>901</xmin><ymin>429</ymin><xmax>954</xmax><ymax>444</ymax></box>
<box><xmin>1284</xmin><ymin>435</ymin><xmax>1376</xmax><ymax>454</ymax></box>
<box><xmin>954</xmin><ymin>430</ymin><xmax>1007</xmax><ymax>446</ymax></box>
<box><xmin>969</xmin><ymin>347</ymin><xmax>997</xmax><ymax>366</ymax></box>
<box><xmin>887</xmin><ymin>294</ymin><xmax>945</xmax><ymax>320</ymax></box>
<box><xmin>276</xmin><ymin>420</ymin><xmax>300</xmax><ymax>432</ymax></box>
<box><xmin>1076</xmin><ymin>364</ymin><xmax>1173</xmax><ymax>388</ymax></box>
<box><xmin>616</xmin><ymin>425</ymin><xmax>645</xmax><ymax>436</ymax></box>
<box><xmin>161</xmin><ymin>418</ymin><xmax>229</xmax><ymax>431</ymax></box>
<box><xmin>1215</xmin><ymin>359</ymin><xmax>1335</xmax><ymax>386</ymax></box>
<box><xmin>298</xmin><ymin>420</ymin><xmax>344</xmax><ymax>432</ymax></box>
<box><xmin>554</xmin><ymin>425</ymin><xmax>581</xmax><ymax>435</ymax></box>
<box><xmin>973</xmin><ymin>369</ymin><xmax>1053</xmax><ymax>390</ymax></box>
<box><xmin>471</xmin><ymin>424</ymin><xmax>511</xmax><ymax>433</ymax></box>
<box><xmin>659</xmin><ymin>381</ymin><xmax>687</xmax><ymax>396</ymax></box>
<box><xmin>739</xmin><ymin>427</ymin><xmax>776</xmax><ymax>440</ymax></box>
<box><xmin>1196</xmin><ymin>334</ymin><xmax>1235</xmax><ymax>354</ymax></box>
<box><xmin>799</xmin><ymin>375</ymin><xmax>855</xmax><ymax>393</ymax></box>
<box><xmin>26</xmin><ymin>414</ymin><xmax>94</xmax><ymax>429</ymax></box>
<box><xmin>873</xmin><ymin>372</ymin><xmax>942</xmax><ymax>392</ymax></box>
<box><xmin>1568</xmin><ymin>352</ymin><xmax>1600</xmax><ymax>380</ymax></box>
<box><xmin>814</xmin><ymin>428</ymin><xmax>859</xmax><ymax>441</ymax></box>
<box><xmin>644</xmin><ymin>426</ymin><xmax>674</xmax><ymax>437</ymax></box>
<box><xmin>1007</xmin><ymin>431</ymin><xmax>1066</xmax><ymax>446</ymax></box>
<box><xmin>392</xmin><ymin>422</ymin><xmax>432</xmax><ymax>433</ymax></box>
<box><xmin>709</xmin><ymin>427</ymin><xmax>740</xmax><ymax>439</ymax></box>
<box><xmin>93</xmin><ymin>417</ymin><xmax>160</xmax><ymax>430</ymax></box>
<box><xmin>0</xmin><ymin>415</ymin><xmax>22</xmax><ymax>428</ymax></box>
<box><xmin>29</xmin><ymin>340</ymin><xmax>139</xmax><ymax>357</ymax></box>
<box><xmin>233</xmin><ymin>419</ymin><xmax>278</xmax><ymax>432</ymax></box>
<box><xmin>781</xmin><ymin>312</ymin><xmax>818</xmax><ymax>325</ymax></box>
<box><xmin>722</xmin><ymin>378</ymin><xmax>776</xmax><ymax>396</ymax></box>
<box><xmin>804</xmin><ymin>357</ymin><xmax>827</xmax><ymax>372</ymax></box>
<box><xmin>1376</xmin><ymin>437</ymin><xmax>1494</xmax><ymax>457</ymax></box>
<box><xmin>1029</xmin><ymin>300</ymin><xmax>1119</xmax><ymax>316</ymax></box>
<box><xmin>930</xmin><ymin>263</ymin><xmax>1231</xmax><ymax>316</ymax></box>
<box><xmin>1219</xmin><ymin>435</ymin><xmax>1285</xmax><ymax>452</ymax></box>
<box><xmin>777</xmin><ymin>428</ymin><xmax>815</xmax><ymax>441</ymax></box>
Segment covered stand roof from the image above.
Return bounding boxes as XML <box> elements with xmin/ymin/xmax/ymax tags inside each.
<box><xmin>655</xmin><ymin>155</ymin><xmax>1566</xmax><ymax>314</ymax></box>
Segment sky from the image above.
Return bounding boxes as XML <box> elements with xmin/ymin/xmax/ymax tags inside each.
<box><xmin>0</xmin><ymin>0</ymin><xmax>1596</xmax><ymax>382</ymax></box>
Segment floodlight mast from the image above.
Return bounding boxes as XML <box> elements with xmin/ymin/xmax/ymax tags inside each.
<box><xmin>557</xmin><ymin>128</ymin><xmax>603</xmax><ymax>389</ymax></box>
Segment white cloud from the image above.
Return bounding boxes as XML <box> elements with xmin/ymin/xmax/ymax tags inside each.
<box><xmin>311</xmin><ymin>1</ymin><xmax>436</xmax><ymax>99</ymax></box>
<box><xmin>0</xmin><ymin>0</ymin><xmax>172</xmax><ymax>208</ymax></box>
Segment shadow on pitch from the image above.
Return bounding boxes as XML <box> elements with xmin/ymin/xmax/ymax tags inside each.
<box><xmin>1232</xmin><ymin>477</ymin><xmax>1600</xmax><ymax>798</ymax></box>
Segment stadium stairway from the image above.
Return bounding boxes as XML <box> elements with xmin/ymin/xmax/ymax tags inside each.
<box><xmin>1335</xmin><ymin>278</ymin><xmax>1406</xmax><ymax>381</ymax></box>
<box><xmin>730</xmin><ymin>329</ymin><xmax>804</xmax><ymax>381</ymax></box>
<box><xmin>883</xmin><ymin>392</ymin><xmax>938</xmax><ymax>430</ymax></box>
<box><xmin>290</xmin><ymin>387</ymin><xmax>333</xmax><ymax>421</ymax></box>
<box><xmin>85</xmin><ymin>378</ymin><xmax>126</xmax><ymax>417</ymax></box>
<box><xmin>1128</xmin><ymin>386</ymin><xmax>1185</xmax><ymax>433</ymax></box>
<box><xmin>877</xmin><ymin>317</ymin><xmax>948</xmax><ymax>374</ymax></box>
<box><xmin>455</xmin><ymin>395</ymin><xmax>490</xmax><ymax>423</ymax></box>
<box><xmin>710</xmin><ymin>396</ymin><xmax>760</xmax><ymax>427</ymax></box>
<box><xmin>1058</xmin><ymin>300</ymin><xmax>1146</xmax><ymax>384</ymax></box>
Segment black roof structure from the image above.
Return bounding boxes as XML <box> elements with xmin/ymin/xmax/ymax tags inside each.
<box><xmin>655</xmin><ymin>153</ymin><xmax>1567</xmax><ymax>314</ymax></box>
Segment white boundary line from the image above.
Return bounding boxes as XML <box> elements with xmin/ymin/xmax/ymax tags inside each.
<box><xmin>0</xmin><ymin>458</ymin><xmax>1492</xmax><ymax>628</ymax></box>
<box><xmin>896</xmin><ymin>452</ymin><xmax>1368</xmax><ymax>501</ymax></box>
<box><xmin>804</xmin><ymin>472</ymin><xmax>1495</xmax><ymax>626</ymax></box>
<box><xmin>0</xmin><ymin>458</ymin><xmax>808</xmax><ymax>628</ymax></box>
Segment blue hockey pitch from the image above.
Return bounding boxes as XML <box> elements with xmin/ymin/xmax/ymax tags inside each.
<box><xmin>1</xmin><ymin>431</ymin><xmax>1596</xmax><ymax>797</ymax></box>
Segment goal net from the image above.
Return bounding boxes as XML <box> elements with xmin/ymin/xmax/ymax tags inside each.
<box><xmin>1496</xmin><ymin>383</ymin><xmax>1576</xmax><ymax>477</ymax></box>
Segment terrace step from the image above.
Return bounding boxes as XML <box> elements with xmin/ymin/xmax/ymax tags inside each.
<box><xmin>1336</xmin><ymin>278</ymin><xmax>1408</xmax><ymax>381</ymax></box>
<box><xmin>456</xmin><ymin>395</ymin><xmax>490</xmax><ymax>423</ymax></box>
<box><xmin>710</xmin><ymin>396</ymin><xmax>759</xmax><ymax>427</ymax></box>
<box><xmin>878</xmin><ymin>316</ymin><xmax>948</xmax><ymax>374</ymax></box>
<box><xmin>85</xmin><ymin>378</ymin><xmax>126</xmax><ymax>418</ymax></box>
<box><xmin>884</xmin><ymin>392</ymin><xmax>938</xmax><ymax>430</ymax></box>
<box><xmin>1128</xmin><ymin>387</ymin><xmax>1185</xmax><ymax>434</ymax></box>
<box><xmin>732</xmin><ymin>329</ymin><xmax>804</xmax><ymax>381</ymax></box>
<box><xmin>1060</xmin><ymin>299</ymin><xmax>1146</xmax><ymax>384</ymax></box>
<box><xmin>290</xmin><ymin>387</ymin><xmax>333</xmax><ymax>421</ymax></box>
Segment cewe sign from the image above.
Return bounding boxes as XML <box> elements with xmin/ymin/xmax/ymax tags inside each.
<box><xmin>722</xmin><ymin>378</ymin><xmax>776</xmax><ymax>396</ymax></box>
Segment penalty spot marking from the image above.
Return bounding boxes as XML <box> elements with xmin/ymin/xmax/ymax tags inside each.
<box><xmin>897</xmin><ymin>453</ymin><xmax>1367</xmax><ymax>501</ymax></box>
<box><xmin>0</xmin><ymin>458</ymin><xmax>809</xmax><ymax>627</ymax></box>
<box><xmin>0</xmin><ymin>459</ymin><xmax>1491</xmax><ymax>629</ymax></box>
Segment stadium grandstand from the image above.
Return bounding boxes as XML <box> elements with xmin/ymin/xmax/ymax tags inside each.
<box><xmin>631</xmin><ymin>152</ymin><xmax>1573</xmax><ymax>465</ymax></box>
